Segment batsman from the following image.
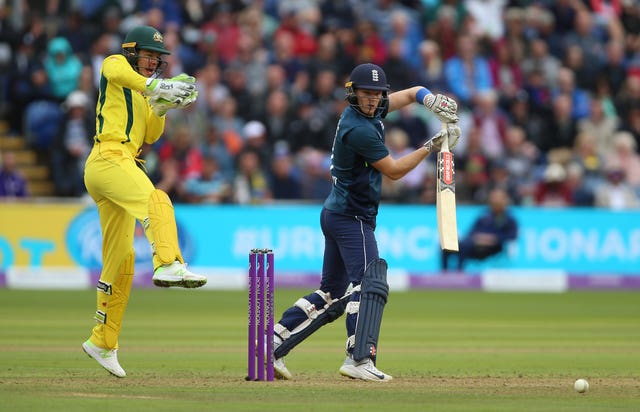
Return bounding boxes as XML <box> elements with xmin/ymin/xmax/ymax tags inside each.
<box><xmin>271</xmin><ymin>63</ymin><xmax>461</xmax><ymax>381</ymax></box>
<box><xmin>81</xmin><ymin>25</ymin><xmax>207</xmax><ymax>378</ymax></box>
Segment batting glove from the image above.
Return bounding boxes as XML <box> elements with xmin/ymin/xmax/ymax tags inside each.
<box><xmin>423</xmin><ymin>93</ymin><xmax>459</xmax><ymax>123</ymax></box>
<box><xmin>446</xmin><ymin>122</ymin><xmax>461</xmax><ymax>150</ymax></box>
<box><xmin>423</xmin><ymin>128</ymin><xmax>447</xmax><ymax>152</ymax></box>
<box><xmin>423</xmin><ymin>123</ymin><xmax>461</xmax><ymax>152</ymax></box>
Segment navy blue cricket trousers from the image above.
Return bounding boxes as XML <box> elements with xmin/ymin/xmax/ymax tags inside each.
<box><xmin>277</xmin><ymin>208</ymin><xmax>379</xmax><ymax>338</ymax></box>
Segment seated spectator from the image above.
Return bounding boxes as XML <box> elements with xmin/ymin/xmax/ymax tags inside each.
<box><xmin>42</xmin><ymin>36</ymin><xmax>84</xmax><ymax>102</ymax></box>
<box><xmin>604</xmin><ymin>131</ymin><xmax>640</xmax><ymax>191</ymax></box>
<box><xmin>534</xmin><ymin>162</ymin><xmax>573</xmax><ymax>207</ymax></box>
<box><xmin>594</xmin><ymin>167</ymin><xmax>640</xmax><ymax>210</ymax></box>
<box><xmin>442</xmin><ymin>188</ymin><xmax>518</xmax><ymax>271</ymax></box>
<box><xmin>566</xmin><ymin>162</ymin><xmax>595</xmax><ymax>207</ymax></box>
<box><xmin>381</xmin><ymin>127</ymin><xmax>428</xmax><ymax>203</ymax></box>
<box><xmin>0</xmin><ymin>151</ymin><xmax>28</xmax><ymax>197</ymax></box>
<box><xmin>50</xmin><ymin>90</ymin><xmax>94</xmax><ymax>197</ymax></box>
<box><xmin>233</xmin><ymin>148</ymin><xmax>272</xmax><ymax>204</ymax></box>
<box><xmin>183</xmin><ymin>155</ymin><xmax>232</xmax><ymax>204</ymax></box>
<box><xmin>444</xmin><ymin>34</ymin><xmax>493</xmax><ymax>108</ymax></box>
<box><xmin>269</xmin><ymin>143</ymin><xmax>303</xmax><ymax>200</ymax></box>
<box><xmin>201</xmin><ymin>124</ymin><xmax>234</xmax><ymax>181</ymax></box>
<box><xmin>158</xmin><ymin>125</ymin><xmax>204</xmax><ymax>183</ymax></box>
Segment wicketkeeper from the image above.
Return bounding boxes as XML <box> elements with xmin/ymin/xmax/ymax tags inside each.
<box><xmin>81</xmin><ymin>25</ymin><xmax>207</xmax><ymax>378</ymax></box>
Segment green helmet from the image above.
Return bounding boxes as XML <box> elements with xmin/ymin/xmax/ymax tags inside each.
<box><xmin>122</xmin><ymin>25</ymin><xmax>170</xmax><ymax>55</ymax></box>
<box><xmin>121</xmin><ymin>26</ymin><xmax>169</xmax><ymax>75</ymax></box>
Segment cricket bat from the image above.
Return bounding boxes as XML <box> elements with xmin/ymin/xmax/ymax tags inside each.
<box><xmin>436</xmin><ymin>124</ymin><xmax>459</xmax><ymax>252</ymax></box>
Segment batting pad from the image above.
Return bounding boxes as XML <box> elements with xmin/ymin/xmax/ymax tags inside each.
<box><xmin>353</xmin><ymin>259</ymin><xmax>389</xmax><ymax>363</ymax></box>
<box><xmin>92</xmin><ymin>252</ymin><xmax>135</xmax><ymax>349</ymax></box>
<box><xmin>148</xmin><ymin>189</ymin><xmax>183</xmax><ymax>266</ymax></box>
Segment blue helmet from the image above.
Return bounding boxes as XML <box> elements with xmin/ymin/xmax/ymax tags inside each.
<box><xmin>345</xmin><ymin>63</ymin><xmax>390</xmax><ymax>117</ymax></box>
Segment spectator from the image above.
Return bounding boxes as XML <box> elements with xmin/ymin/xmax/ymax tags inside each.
<box><xmin>272</xmin><ymin>9</ymin><xmax>317</xmax><ymax>59</ymax></box>
<box><xmin>196</xmin><ymin>62</ymin><xmax>229</xmax><ymax>115</ymax></box>
<box><xmin>242</xmin><ymin>120</ymin><xmax>272</xmax><ymax>168</ymax></box>
<box><xmin>501</xmin><ymin>125</ymin><xmax>539</xmax><ymax>204</ymax></box>
<box><xmin>562</xmin><ymin>8</ymin><xmax>607</xmax><ymax>67</ymax></box>
<box><xmin>211</xmin><ymin>96</ymin><xmax>245</xmax><ymax>156</ymax></box>
<box><xmin>604</xmin><ymin>131</ymin><xmax>640</xmax><ymax>190</ymax></box>
<box><xmin>381</xmin><ymin>127</ymin><xmax>429</xmax><ymax>203</ymax></box>
<box><xmin>269</xmin><ymin>145</ymin><xmax>303</xmax><ymax>200</ymax></box>
<box><xmin>551</xmin><ymin>67</ymin><xmax>591</xmax><ymax>121</ymax></box>
<box><xmin>0</xmin><ymin>151</ymin><xmax>28</xmax><ymax>197</ymax></box>
<box><xmin>233</xmin><ymin>148</ymin><xmax>272</xmax><ymax>204</ymax></box>
<box><xmin>472</xmin><ymin>89</ymin><xmax>510</xmax><ymax>160</ymax></box>
<box><xmin>577</xmin><ymin>96</ymin><xmax>620</xmax><ymax>158</ymax></box>
<box><xmin>442</xmin><ymin>188</ymin><xmax>518</xmax><ymax>271</ymax></box>
<box><xmin>416</xmin><ymin>39</ymin><xmax>447</xmax><ymax>94</ymax></box>
<box><xmin>198</xmin><ymin>4</ymin><xmax>241</xmax><ymax>65</ymax></box>
<box><xmin>424</xmin><ymin>5</ymin><xmax>463</xmax><ymax>61</ymax></box>
<box><xmin>444</xmin><ymin>34</ymin><xmax>493</xmax><ymax>108</ymax></box>
<box><xmin>570</xmin><ymin>131</ymin><xmax>605</xmax><ymax>198</ymax></box>
<box><xmin>50</xmin><ymin>90</ymin><xmax>94</xmax><ymax>197</ymax></box>
<box><xmin>534</xmin><ymin>94</ymin><xmax>578</xmax><ymax>153</ymax></box>
<box><xmin>566</xmin><ymin>162</ymin><xmax>595</xmax><ymax>207</ymax></box>
<box><xmin>457</xmin><ymin>126</ymin><xmax>491</xmax><ymax>203</ymax></box>
<box><xmin>354</xmin><ymin>19</ymin><xmax>387</xmax><ymax>66</ymax></box>
<box><xmin>260</xmin><ymin>89</ymin><xmax>293</xmax><ymax>146</ymax></box>
<box><xmin>534</xmin><ymin>162</ymin><xmax>573</xmax><ymax>207</ymax></box>
<box><xmin>475</xmin><ymin>159</ymin><xmax>518</xmax><ymax>206</ymax></box>
<box><xmin>598</xmin><ymin>40</ymin><xmax>627</xmax><ymax>98</ymax></box>
<box><xmin>594</xmin><ymin>167</ymin><xmax>640</xmax><ymax>210</ymax></box>
<box><xmin>6</xmin><ymin>33</ymin><xmax>41</xmax><ymax>135</ymax></box>
<box><xmin>157</xmin><ymin>125</ymin><xmax>204</xmax><ymax>197</ymax></box>
<box><xmin>42</xmin><ymin>36</ymin><xmax>84</xmax><ymax>101</ymax></box>
<box><xmin>183</xmin><ymin>155</ymin><xmax>232</xmax><ymax>204</ymax></box>
<box><xmin>520</xmin><ymin>38</ymin><xmax>561</xmax><ymax>90</ymax></box>
<box><xmin>298</xmin><ymin>147</ymin><xmax>332</xmax><ymax>200</ymax></box>
<box><xmin>488</xmin><ymin>39</ymin><xmax>524</xmax><ymax>108</ymax></box>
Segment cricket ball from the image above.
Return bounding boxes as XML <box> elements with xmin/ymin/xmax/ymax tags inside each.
<box><xmin>574</xmin><ymin>378</ymin><xmax>589</xmax><ymax>393</ymax></box>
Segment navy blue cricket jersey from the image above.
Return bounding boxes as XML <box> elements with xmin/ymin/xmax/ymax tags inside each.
<box><xmin>323</xmin><ymin>106</ymin><xmax>389</xmax><ymax>220</ymax></box>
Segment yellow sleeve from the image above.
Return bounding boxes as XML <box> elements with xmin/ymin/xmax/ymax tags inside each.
<box><xmin>101</xmin><ymin>54</ymin><xmax>148</xmax><ymax>92</ymax></box>
<box><xmin>145</xmin><ymin>112</ymin><xmax>166</xmax><ymax>144</ymax></box>
<box><xmin>95</xmin><ymin>54</ymin><xmax>164</xmax><ymax>153</ymax></box>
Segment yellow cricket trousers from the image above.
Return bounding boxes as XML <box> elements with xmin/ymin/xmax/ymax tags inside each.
<box><xmin>83</xmin><ymin>141</ymin><xmax>155</xmax><ymax>349</ymax></box>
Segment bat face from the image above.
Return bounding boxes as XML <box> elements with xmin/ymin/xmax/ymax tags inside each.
<box><xmin>436</xmin><ymin>142</ymin><xmax>459</xmax><ymax>252</ymax></box>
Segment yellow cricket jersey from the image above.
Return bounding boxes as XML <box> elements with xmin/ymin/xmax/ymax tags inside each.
<box><xmin>94</xmin><ymin>54</ymin><xmax>165</xmax><ymax>157</ymax></box>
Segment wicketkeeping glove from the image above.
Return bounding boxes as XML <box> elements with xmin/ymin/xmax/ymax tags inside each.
<box><xmin>148</xmin><ymin>96</ymin><xmax>179</xmax><ymax>116</ymax></box>
<box><xmin>144</xmin><ymin>77</ymin><xmax>195</xmax><ymax>102</ymax></box>
<box><xmin>149</xmin><ymin>90</ymin><xmax>198</xmax><ymax>116</ymax></box>
<box><xmin>423</xmin><ymin>93</ymin><xmax>459</xmax><ymax>123</ymax></box>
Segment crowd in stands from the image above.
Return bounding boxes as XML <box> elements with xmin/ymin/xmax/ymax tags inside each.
<box><xmin>1</xmin><ymin>0</ymin><xmax>640</xmax><ymax>210</ymax></box>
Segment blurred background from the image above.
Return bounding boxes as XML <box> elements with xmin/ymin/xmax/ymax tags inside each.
<box><xmin>0</xmin><ymin>0</ymin><xmax>639</xmax><ymax>291</ymax></box>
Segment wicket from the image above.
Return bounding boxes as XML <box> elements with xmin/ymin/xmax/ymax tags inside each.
<box><xmin>247</xmin><ymin>248</ymin><xmax>275</xmax><ymax>381</ymax></box>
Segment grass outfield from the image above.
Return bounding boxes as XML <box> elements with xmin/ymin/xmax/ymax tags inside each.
<box><xmin>0</xmin><ymin>288</ymin><xmax>638</xmax><ymax>411</ymax></box>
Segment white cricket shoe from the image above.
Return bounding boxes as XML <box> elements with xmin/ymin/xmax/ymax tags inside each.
<box><xmin>273</xmin><ymin>356</ymin><xmax>292</xmax><ymax>380</ymax></box>
<box><xmin>82</xmin><ymin>340</ymin><xmax>126</xmax><ymax>378</ymax></box>
<box><xmin>265</xmin><ymin>335</ymin><xmax>292</xmax><ymax>380</ymax></box>
<box><xmin>339</xmin><ymin>356</ymin><xmax>392</xmax><ymax>382</ymax></box>
<box><xmin>152</xmin><ymin>261</ymin><xmax>207</xmax><ymax>288</ymax></box>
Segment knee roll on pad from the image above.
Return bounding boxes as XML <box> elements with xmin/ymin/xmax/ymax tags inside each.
<box><xmin>353</xmin><ymin>258</ymin><xmax>389</xmax><ymax>362</ymax></box>
<box><xmin>273</xmin><ymin>290</ymin><xmax>349</xmax><ymax>359</ymax></box>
